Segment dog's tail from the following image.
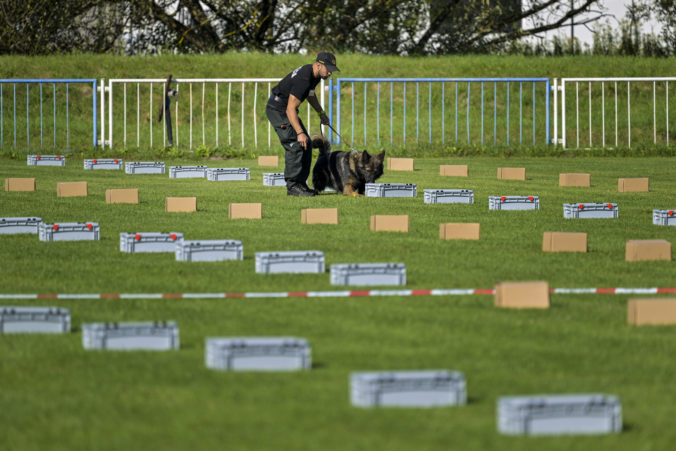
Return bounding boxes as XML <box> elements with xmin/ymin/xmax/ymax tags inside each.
<box><xmin>311</xmin><ymin>134</ymin><xmax>330</xmax><ymax>193</ymax></box>
<box><xmin>312</xmin><ymin>134</ymin><xmax>330</xmax><ymax>156</ymax></box>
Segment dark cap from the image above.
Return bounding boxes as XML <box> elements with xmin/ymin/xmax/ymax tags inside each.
<box><xmin>316</xmin><ymin>52</ymin><xmax>340</xmax><ymax>72</ymax></box>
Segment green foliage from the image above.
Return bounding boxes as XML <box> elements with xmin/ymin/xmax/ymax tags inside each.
<box><xmin>0</xmin><ymin>0</ymin><xmax>631</xmax><ymax>56</ymax></box>
<box><xmin>194</xmin><ymin>144</ymin><xmax>215</xmax><ymax>159</ymax></box>
<box><xmin>515</xmin><ymin>18</ymin><xmax>674</xmax><ymax>57</ymax></box>
<box><xmin>155</xmin><ymin>145</ymin><xmax>186</xmax><ymax>159</ymax></box>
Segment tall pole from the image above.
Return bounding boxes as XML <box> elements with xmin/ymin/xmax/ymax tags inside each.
<box><xmin>570</xmin><ymin>0</ymin><xmax>575</xmax><ymax>41</ymax></box>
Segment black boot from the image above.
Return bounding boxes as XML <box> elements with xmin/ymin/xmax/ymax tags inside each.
<box><xmin>287</xmin><ymin>183</ymin><xmax>315</xmax><ymax>197</ymax></box>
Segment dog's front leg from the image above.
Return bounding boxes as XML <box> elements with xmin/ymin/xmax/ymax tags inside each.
<box><xmin>343</xmin><ymin>185</ymin><xmax>360</xmax><ymax>197</ymax></box>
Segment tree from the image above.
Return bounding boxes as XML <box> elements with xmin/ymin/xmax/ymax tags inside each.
<box><xmin>0</xmin><ymin>0</ymin><xmax>129</xmax><ymax>55</ymax></box>
<box><xmin>0</xmin><ymin>0</ymin><xmax>612</xmax><ymax>55</ymax></box>
<box><xmin>652</xmin><ymin>0</ymin><xmax>676</xmax><ymax>53</ymax></box>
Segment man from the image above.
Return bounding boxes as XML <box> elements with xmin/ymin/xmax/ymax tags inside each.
<box><xmin>266</xmin><ymin>52</ymin><xmax>339</xmax><ymax>196</ymax></box>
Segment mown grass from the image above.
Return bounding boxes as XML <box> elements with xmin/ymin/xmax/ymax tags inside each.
<box><xmin>1</xmin><ymin>156</ymin><xmax>676</xmax><ymax>450</ymax></box>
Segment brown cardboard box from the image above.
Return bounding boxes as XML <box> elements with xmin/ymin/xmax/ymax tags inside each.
<box><xmin>439</xmin><ymin>165</ymin><xmax>469</xmax><ymax>177</ymax></box>
<box><xmin>542</xmin><ymin>232</ymin><xmax>587</xmax><ymax>252</ymax></box>
<box><xmin>5</xmin><ymin>178</ymin><xmax>36</xmax><ymax>192</ymax></box>
<box><xmin>618</xmin><ymin>177</ymin><xmax>649</xmax><ymax>192</ymax></box>
<box><xmin>439</xmin><ymin>223</ymin><xmax>480</xmax><ymax>240</ymax></box>
<box><xmin>301</xmin><ymin>208</ymin><xmax>338</xmax><ymax>224</ymax></box>
<box><xmin>387</xmin><ymin>158</ymin><xmax>414</xmax><ymax>171</ymax></box>
<box><xmin>494</xmin><ymin>281</ymin><xmax>550</xmax><ymax>309</ymax></box>
<box><xmin>106</xmin><ymin>188</ymin><xmax>139</xmax><ymax>204</ymax></box>
<box><xmin>497</xmin><ymin>167</ymin><xmax>526</xmax><ymax>180</ymax></box>
<box><xmin>166</xmin><ymin>197</ymin><xmax>197</xmax><ymax>212</ymax></box>
<box><xmin>229</xmin><ymin>203</ymin><xmax>262</xmax><ymax>219</ymax></box>
<box><xmin>370</xmin><ymin>215</ymin><xmax>409</xmax><ymax>232</ymax></box>
<box><xmin>57</xmin><ymin>181</ymin><xmax>88</xmax><ymax>197</ymax></box>
<box><xmin>625</xmin><ymin>240</ymin><xmax>671</xmax><ymax>261</ymax></box>
<box><xmin>628</xmin><ymin>298</ymin><xmax>676</xmax><ymax>325</ymax></box>
<box><xmin>559</xmin><ymin>173</ymin><xmax>591</xmax><ymax>187</ymax></box>
<box><xmin>258</xmin><ymin>156</ymin><xmax>279</xmax><ymax>167</ymax></box>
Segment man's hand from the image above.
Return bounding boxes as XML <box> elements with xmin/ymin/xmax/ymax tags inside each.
<box><xmin>297</xmin><ymin>131</ymin><xmax>309</xmax><ymax>149</ymax></box>
<box><xmin>318</xmin><ymin>112</ymin><xmax>330</xmax><ymax>126</ymax></box>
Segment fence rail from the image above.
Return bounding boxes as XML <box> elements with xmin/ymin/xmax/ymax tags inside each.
<box><xmin>104</xmin><ymin>78</ymin><xmax>325</xmax><ymax>150</ymax></box>
<box><xmin>557</xmin><ymin>77</ymin><xmax>676</xmax><ymax>149</ymax></box>
<box><xmin>0</xmin><ymin>79</ymin><xmax>97</xmax><ymax>152</ymax></box>
<box><xmin>2</xmin><ymin>75</ymin><xmax>675</xmax><ymax>153</ymax></box>
<box><xmin>328</xmin><ymin>77</ymin><xmax>551</xmax><ymax>149</ymax></box>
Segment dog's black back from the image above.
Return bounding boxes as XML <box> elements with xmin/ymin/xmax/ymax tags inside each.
<box><xmin>311</xmin><ymin>135</ymin><xmax>385</xmax><ymax>195</ymax></box>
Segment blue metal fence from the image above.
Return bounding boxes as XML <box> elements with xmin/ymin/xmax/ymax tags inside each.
<box><xmin>327</xmin><ymin>78</ymin><xmax>550</xmax><ymax>149</ymax></box>
<box><xmin>0</xmin><ymin>79</ymin><xmax>97</xmax><ymax>152</ymax></box>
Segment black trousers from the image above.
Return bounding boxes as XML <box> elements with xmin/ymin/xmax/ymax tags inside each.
<box><xmin>266</xmin><ymin>100</ymin><xmax>312</xmax><ymax>187</ymax></box>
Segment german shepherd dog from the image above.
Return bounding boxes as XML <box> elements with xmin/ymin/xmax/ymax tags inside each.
<box><xmin>311</xmin><ymin>135</ymin><xmax>385</xmax><ymax>196</ymax></box>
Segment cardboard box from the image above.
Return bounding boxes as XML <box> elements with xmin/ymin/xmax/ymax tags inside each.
<box><xmin>229</xmin><ymin>203</ymin><xmax>262</xmax><ymax>219</ymax></box>
<box><xmin>559</xmin><ymin>173</ymin><xmax>591</xmax><ymax>187</ymax></box>
<box><xmin>5</xmin><ymin>178</ymin><xmax>36</xmax><ymax>192</ymax></box>
<box><xmin>439</xmin><ymin>165</ymin><xmax>468</xmax><ymax>177</ymax></box>
<box><xmin>370</xmin><ymin>215</ymin><xmax>409</xmax><ymax>232</ymax></box>
<box><xmin>494</xmin><ymin>281</ymin><xmax>550</xmax><ymax>309</ymax></box>
<box><xmin>497</xmin><ymin>167</ymin><xmax>526</xmax><ymax>180</ymax></box>
<box><xmin>542</xmin><ymin>232</ymin><xmax>587</xmax><ymax>252</ymax></box>
<box><xmin>387</xmin><ymin>158</ymin><xmax>414</xmax><ymax>171</ymax></box>
<box><xmin>439</xmin><ymin>223</ymin><xmax>480</xmax><ymax>240</ymax></box>
<box><xmin>106</xmin><ymin>188</ymin><xmax>139</xmax><ymax>204</ymax></box>
<box><xmin>625</xmin><ymin>240</ymin><xmax>671</xmax><ymax>261</ymax></box>
<box><xmin>628</xmin><ymin>298</ymin><xmax>676</xmax><ymax>325</ymax></box>
<box><xmin>301</xmin><ymin>208</ymin><xmax>338</xmax><ymax>224</ymax></box>
<box><xmin>258</xmin><ymin>156</ymin><xmax>279</xmax><ymax>167</ymax></box>
<box><xmin>618</xmin><ymin>177</ymin><xmax>649</xmax><ymax>192</ymax></box>
<box><xmin>57</xmin><ymin>181</ymin><xmax>87</xmax><ymax>197</ymax></box>
<box><xmin>166</xmin><ymin>197</ymin><xmax>197</xmax><ymax>212</ymax></box>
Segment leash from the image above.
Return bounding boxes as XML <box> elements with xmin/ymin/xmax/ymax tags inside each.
<box><xmin>325</xmin><ymin>123</ymin><xmax>358</xmax><ymax>152</ymax></box>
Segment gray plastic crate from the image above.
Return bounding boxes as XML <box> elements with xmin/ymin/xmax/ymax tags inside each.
<box><xmin>84</xmin><ymin>158</ymin><xmax>123</xmax><ymax>170</ymax></box>
<box><xmin>206</xmin><ymin>337</ymin><xmax>311</xmax><ymax>371</ymax></box>
<box><xmin>489</xmin><ymin>196</ymin><xmax>539</xmax><ymax>210</ymax></box>
<box><xmin>330</xmin><ymin>263</ymin><xmax>406</xmax><ymax>286</ymax></box>
<box><xmin>263</xmin><ymin>172</ymin><xmax>286</xmax><ymax>186</ymax></box>
<box><xmin>0</xmin><ymin>306</ymin><xmax>70</xmax><ymax>334</ymax></box>
<box><xmin>255</xmin><ymin>251</ymin><xmax>325</xmax><ymax>274</ymax></box>
<box><xmin>564</xmin><ymin>203</ymin><xmax>618</xmax><ymax>219</ymax></box>
<box><xmin>176</xmin><ymin>240</ymin><xmax>243</xmax><ymax>262</ymax></box>
<box><xmin>27</xmin><ymin>155</ymin><xmax>65</xmax><ymax>166</ymax></box>
<box><xmin>39</xmin><ymin>222</ymin><xmax>100</xmax><ymax>241</ymax></box>
<box><xmin>498</xmin><ymin>394</ymin><xmax>622</xmax><ymax>436</ymax></box>
<box><xmin>120</xmin><ymin>232</ymin><xmax>184</xmax><ymax>253</ymax></box>
<box><xmin>169</xmin><ymin>165</ymin><xmax>208</xmax><ymax>178</ymax></box>
<box><xmin>207</xmin><ymin>167</ymin><xmax>250</xmax><ymax>181</ymax></box>
<box><xmin>653</xmin><ymin>209</ymin><xmax>676</xmax><ymax>226</ymax></box>
<box><xmin>351</xmin><ymin>370</ymin><xmax>467</xmax><ymax>408</ymax></box>
<box><xmin>125</xmin><ymin>161</ymin><xmax>165</xmax><ymax>174</ymax></box>
<box><xmin>0</xmin><ymin>217</ymin><xmax>42</xmax><ymax>235</ymax></box>
<box><xmin>424</xmin><ymin>189</ymin><xmax>474</xmax><ymax>204</ymax></box>
<box><xmin>366</xmin><ymin>183</ymin><xmax>417</xmax><ymax>198</ymax></box>
<box><xmin>82</xmin><ymin>321</ymin><xmax>179</xmax><ymax>350</ymax></box>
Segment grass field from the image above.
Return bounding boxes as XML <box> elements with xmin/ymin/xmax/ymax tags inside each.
<box><xmin>1</xmin><ymin>155</ymin><xmax>676</xmax><ymax>450</ymax></box>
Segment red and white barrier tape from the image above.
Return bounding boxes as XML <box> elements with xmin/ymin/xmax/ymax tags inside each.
<box><xmin>1</xmin><ymin>287</ymin><xmax>675</xmax><ymax>300</ymax></box>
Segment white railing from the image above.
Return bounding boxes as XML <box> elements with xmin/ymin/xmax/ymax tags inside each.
<box><xmin>103</xmin><ymin>78</ymin><xmax>325</xmax><ymax>150</ymax></box>
<box><xmin>558</xmin><ymin>77</ymin><xmax>676</xmax><ymax>149</ymax></box>
<box><xmin>98</xmin><ymin>76</ymin><xmax>676</xmax><ymax>151</ymax></box>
